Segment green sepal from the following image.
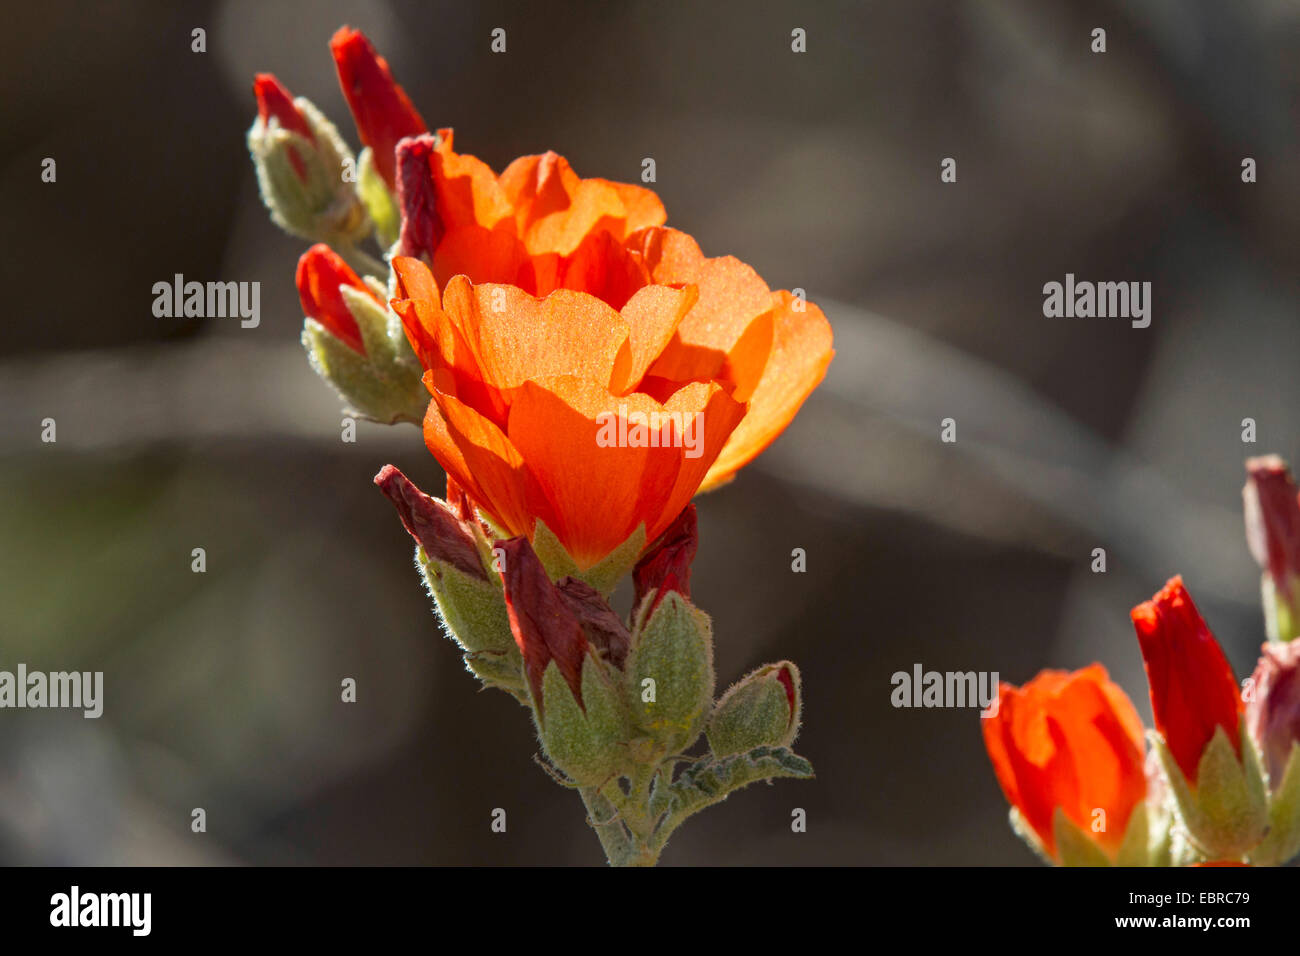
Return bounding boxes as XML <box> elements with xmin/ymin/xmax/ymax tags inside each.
<box><xmin>358</xmin><ymin>147</ymin><xmax>400</xmax><ymax>248</ymax></box>
<box><xmin>301</xmin><ymin>285</ymin><xmax>428</xmax><ymax>425</ymax></box>
<box><xmin>527</xmin><ymin>520</ymin><xmax>646</xmax><ymax>596</ymax></box>
<box><xmin>530</xmin><ymin>520</ymin><xmax>580</xmax><ymax>581</ymax></box>
<box><xmin>625</xmin><ymin>592</ymin><xmax>714</xmax><ymax>755</ymax></box>
<box><xmin>1153</xmin><ymin>721</ymin><xmax>1268</xmax><ymax>859</ymax></box>
<box><xmin>579</xmin><ymin>525</ymin><xmax>646</xmax><ymax>596</ymax></box>
<box><xmin>1249</xmin><ymin>741</ymin><xmax>1300</xmax><ymax>865</ymax></box>
<box><xmin>707</xmin><ymin>661</ymin><xmax>802</xmax><ymax>757</ymax></box>
<box><xmin>535</xmin><ymin>657</ymin><xmax>631</xmax><ymax>787</ymax></box>
<box><xmin>415</xmin><ymin>545</ymin><xmax>523</xmax><ymax>694</ymax></box>
<box><xmin>1053</xmin><ymin>809</ymin><xmax>1112</xmax><ymax>867</ymax></box>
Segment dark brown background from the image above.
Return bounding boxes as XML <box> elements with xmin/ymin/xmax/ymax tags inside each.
<box><xmin>1</xmin><ymin>0</ymin><xmax>1297</xmax><ymax>864</ymax></box>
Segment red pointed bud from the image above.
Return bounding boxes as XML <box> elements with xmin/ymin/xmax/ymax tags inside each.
<box><xmin>1132</xmin><ymin>576</ymin><xmax>1242</xmax><ymax>784</ymax></box>
<box><xmin>395</xmin><ymin>134</ymin><xmax>443</xmax><ymax>261</ymax></box>
<box><xmin>633</xmin><ymin>503</ymin><xmax>697</xmax><ymax>615</ymax></box>
<box><xmin>252</xmin><ymin>73</ymin><xmax>314</xmax><ymax>180</ymax></box>
<box><xmin>374</xmin><ymin>465</ymin><xmax>486</xmax><ymax>582</ymax></box>
<box><xmin>556</xmin><ymin>577</ymin><xmax>631</xmax><ymax>669</ymax></box>
<box><xmin>1246</xmin><ymin>641</ymin><xmax>1300</xmax><ymax>788</ymax></box>
<box><xmin>330</xmin><ymin>27</ymin><xmax>427</xmax><ymax>190</ymax></box>
<box><xmin>296</xmin><ymin>243</ymin><xmax>377</xmax><ymax>354</ymax></box>
<box><xmin>498</xmin><ymin>536</ymin><xmax>588</xmax><ymax>710</ymax></box>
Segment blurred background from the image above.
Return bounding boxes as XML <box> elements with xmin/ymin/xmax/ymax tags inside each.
<box><xmin>1</xmin><ymin>0</ymin><xmax>1297</xmax><ymax>865</ymax></box>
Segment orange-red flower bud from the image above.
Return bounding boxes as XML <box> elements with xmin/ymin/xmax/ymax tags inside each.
<box><xmin>295</xmin><ymin>243</ymin><xmax>377</xmax><ymax>354</ymax></box>
<box><xmin>329</xmin><ymin>26</ymin><xmax>427</xmax><ymax>190</ymax></box>
<box><xmin>253</xmin><ymin>72</ymin><xmax>314</xmax><ymax>180</ymax></box>
<box><xmin>982</xmin><ymin>665</ymin><xmax>1147</xmax><ymax>861</ymax></box>
<box><xmin>1132</xmin><ymin>576</ymin><xmax>1243</xmax><ymax>784</ymax></box>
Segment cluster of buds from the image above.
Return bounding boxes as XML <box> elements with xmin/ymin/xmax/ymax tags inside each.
<box><xmin>984</xmin><ymin>458</ymin><xmax>1300</xmax><ymax>866</ymax></box>
<box><xmin>248</xmin><ymin>29</ymin><xmax>432</xmax><ymax>425</ymax></box>
<box><xmin>375</xmin><ymin>468</ymin><xmax>810</xmax><ymax>865</ymax></box>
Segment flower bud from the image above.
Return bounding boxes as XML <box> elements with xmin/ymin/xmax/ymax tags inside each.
<box><xmin>395</xmin><ymin>134</ymin><xmax>443</xmax><ymax>261</ymax></box>
<box><xmin>1132</xmin><ymin>577</ymin><xmax>1242</xmax><ymax>783</ymax></box>
<box><xmin>1243</xmin><ymin>456</ymin><xmax>1300</xmax><ymax>642</ymax></box>
<box><xmin>499</xmin><ymin>537</ymin><xmax>629</xmax><ymax>784</ymax></box>
<box><xmin>298</xmin><ymin>245</ymin><xmax>428</xmax><ymax>424</ymax></box>
<box><xmin>982</xmin><ymin>665</ymin><xmax>1149</xmax><ymax>865</ymax></box>
<box><xmin>556</xmin><ymin>577</ymin><xmax>631</xmax><ymax>669</ymax></box>
<box><xmin>625</xmin><ymin>591</ymin><xmax>714</xmax><ymax>755</ymax></box>
<box><xmin>1246</xmin><ymin>641</ymin><xmax>1300</xmax><ymax>788</ymax></box>
<box><xmin>707</xmin><ymin>661</ymin><xmax>802</xmax><ymax>757</ymax></box>
<box><xmin>330</xmin><ymin>27</ymin><xmax>427</xmax><ymax>190</ymax></box>
<box><xmin>1133</xmin><ymin>577</ymin><xmax>1268</xmax><ymax>858</ymax></box>
<box><xmin>247</xmin><ymin>74</ymin><xmax>369</xmax><ymax>244</ymax></box>
<box><xmin>374</xmin><ymin>466</ymin><xmax>520</xmax><ymax>692</ymax></box>
<box><xmin>632</xmin><ymin>504</ymin><xmax>696</xmax><ymax>620</ymax></box>
<box><xmin>297</xmin><ymin>243</ymin><xmax>373</xmax><ymax>354</ymax></box>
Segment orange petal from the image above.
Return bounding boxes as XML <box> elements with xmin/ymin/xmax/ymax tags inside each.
<box><xmin>440</xmin><ymin>277</ymin><xmax>632</xmax><ymax>401</ymax></box>
<box><xmin>505</xmin><ymin>376</ymin><xmax>742</xmax><ymax>567</ymax></box>
<box><xmin>431</xmin><ymin>133</ymin><xmax>515</xmax><ymax>233</ymax></box>
<box><xmin>608</xmin><ymin>181</ymin><xmax>667</xmax><ymax>235</ymax></box>
<box><xmin>522</xmin><ymin>177</ymin><xmax>628</xmax><ymax>257</ymax></box>
<box><xmin>609</xmin><ymin>284</ymin><xmax>698</xmax><ymax>396</ymax></box>
<box><xmin>633</xmin><ymin>228</ymin><xmax>777</xmax><ymax>398</ymax></box>
<box><xmin>498</xmin><ymin>151</ymin><xmax>583</xmax><ymax>231</ymax></box>
<box><xmin>553</xmin><ymin>229</ymin><xmax>650</xmax><ymax>308</ymax></box>
<box><xmin>702</xmin><ymin>290</ymin><xmax>833</xmax><ymax>489</ymax></box>
<box><xmin>423</xmin><ymin>380</ymin><xmax>547</xmax><ymax>539</ymax></box>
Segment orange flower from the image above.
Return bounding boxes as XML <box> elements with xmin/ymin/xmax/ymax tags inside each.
<box><xmin>982</xmin><ymin>665</ymin><xmax>1147</xmax><ymax>861</ymax></box>
<box><xmin>390</xmin><ymin>256</ymin><xmax>747</xmax><ymax>568</ymax></box>
<box><xmin>392</xmin><ymin>135</ymin><xmax>833</xmax><ymax>496</ymax></box>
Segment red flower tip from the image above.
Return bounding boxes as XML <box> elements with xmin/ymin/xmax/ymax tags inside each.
<box><xmin>1243</xmin><ymin>455</ymin><xmax>1300</xmax><ymax>601</ymax></box>
<box><xmin>632</xmin><ymin>503</ymin><xmax>698</xmax><ymax>616</ymax></box>
<box><xmin>253</xmin><ymin>72</ymin><xmax>313</xmax><ymax>179</ymax></box>
<box><xmin>395</xmin><ymin>134</ymin><xmax>443</xmax><ymax>261</ymax></box>
<box><xmin>295</xmin><ymin>243</ymin><xmax>374</xmax><ymax>354</ymax></box>
<box><xmin>373</xmin><ymin>465</ymin><xmax>486</xmax><ymax>581</ymax></box>
<box><xmin>775</xmin><ymin>664</ymin><xmax>797</xmax><ymax>721</ymax></box>
<box><xmin>1131</xmin><ymin>576</ymin><xmax>1242</xmax><ymax>783</ymax></box>
<box><xmin>556</xmin><ymin>577</ymin><xmax>631</xmax><ymax>669</ymax></box>
<box><xmin>498</xmin><ymin>536</ymin><xmax>588</xmax><ymax>710</ymax></box>
<box><xmin>329</xmin><ymin>26</ymin><xmax>427</xmax><ymax>190</ymax></box>
<box><xmin>253</xmin><ymin>73</ymin><xmax>314</xmax><ymax>141</ymax></box>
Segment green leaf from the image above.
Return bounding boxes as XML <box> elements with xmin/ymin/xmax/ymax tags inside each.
<box><xmin>654</xmin><ymin>745</ymin><xmax>813</xmax><ymax>844</ymax></box>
